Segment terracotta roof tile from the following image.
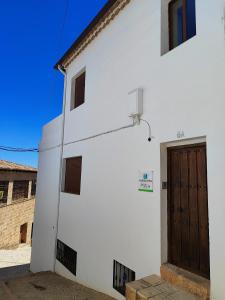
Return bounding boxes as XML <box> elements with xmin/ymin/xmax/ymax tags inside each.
<box><xmin>0</xmin><ymin>160</ymin><xmax>37</xmax><ymax>172</ymax></box>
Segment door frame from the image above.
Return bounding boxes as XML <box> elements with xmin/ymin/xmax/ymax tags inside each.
<box><xmin>160</xmin><ymin>137</ymin><xmax>208</xmax><ymax>269</ymax></box>
<box><xmin>166</xmin><ymin>142</ymin><xmax>210</xmax><ymax>278</ymax></box>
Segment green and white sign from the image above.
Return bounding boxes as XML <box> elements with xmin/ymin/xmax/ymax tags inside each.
<box><xmin>0</xmin><ymin>191</ymin><xmax>4</xmax><ymax>200</ymax></box>
<box><xmin>138</xmin><ymin>171</ymin><xmax>153</xmax><ymax>193</ymax></box>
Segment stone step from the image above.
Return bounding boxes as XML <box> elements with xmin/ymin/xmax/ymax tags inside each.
<box><xmin>126</xmin><ymin>275</ymin><xmax>202</xmax><ymax>300</ymax></box>
<box><xmin>160</xmin><ymin>264</ymin><xmax>210</xmax><ymax>300</ymax></box>
<box><xmin>0</xmin><ymin>281</ymin><xmax>17</xmax><ymax>300</ymax></box>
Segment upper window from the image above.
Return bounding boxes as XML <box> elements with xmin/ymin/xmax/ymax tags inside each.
<box><xmin>63</xmin><ymin>157</ymin><xmax>82</xmax><ymax>195</ymax></box>
<box><xmin>31</xmin><ymin>180</ymin><xmax>36</xmax><ymax>197</ymax></box>
<box><xmin>169</xmin><ymin>0</ymin><xmax>196</xmax><ymax>50</ymax></box>
<box><xmin>12</xmin><ymin>181</ymin><xmax>29</xmax><ymax>201</ymax></box>
<box><xmin>71</xmin><ymin>71</ymin><xmax>86</xmax><ymax>110</ymax></box>
<box><xmin>0</xmin><ymin>181</ymin><xmax>9</xmax><ymax>205</ymax></box>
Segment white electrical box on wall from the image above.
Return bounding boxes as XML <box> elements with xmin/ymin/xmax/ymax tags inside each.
<box><xmin>128</xmin><ymin>88</ymin><xmax>143</xmax><ymax>118</ymax></box>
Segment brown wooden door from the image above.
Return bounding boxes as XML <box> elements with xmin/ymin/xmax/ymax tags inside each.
<box><xmin>20</xmin><ymin>223</ymin><xmax>28</xmax><ymax>244</ymax></box>
<box><xmin>167</xmin><ymin>143</ymin><xmax>210</xmax><ymax>279</ymax></box>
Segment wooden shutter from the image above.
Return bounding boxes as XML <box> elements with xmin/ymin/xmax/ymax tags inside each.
<box><xmin>74</xmin><ymin>72</ymin><xmax>85</xmax><ymax>109</ymax></box>
<box><xmin>64</xmin><ymin>157</ymin><xmax>82</xmax><ymax>195</ymax></box>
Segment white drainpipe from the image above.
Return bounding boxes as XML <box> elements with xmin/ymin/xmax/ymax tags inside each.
<box><xmin>53</xmin><ymin>65</ymin><xmax>67</xmax><ymax>272</ymax></box>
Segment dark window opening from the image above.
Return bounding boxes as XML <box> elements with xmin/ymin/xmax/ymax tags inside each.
<box><xmin>12</xmin><ymin>181</ymin><xmax>29</xmax><ymax>200</ymax></box>
<box><xmin>113</xmin><ymin>260</ymin><xmax>135</xmax><ymax>296</ymax></box>
<box><xmin>31</xmin><ymin>180</ymin><xmax>36</xmax><ymax>197</ymax></box>
<box><xmin>31</xmin><ymin>223</ymin><xmax>34</xmax><ymax>240</ymax></box>
<box><xmin>20</xmin><ymin>223</ymin><xmax>28</xmax><ymax>243</ymax></box>
<box><xmin>63</xmin><ymin>156</ymin><xmax>82</xmax><ymax>195</ymax></box>
<box><xmin>56</xmin><ymin>239</ymin><xmax>77</xmax><ymax>276</ymax></box>
<box><xmin>0</xmin><ymin>181</ymin><xmax>9</xmax><ymax>205</ymax></box>
<box><xmin>31</xmin><ymin>223</ymin><xmax>34</xmax><ymax>246</ymax></box>
<box><xmin>72</xmin><ymin>71</ymin><xmax>86</xmax><ymax>110</ymax></box>
<box><xmin>169</xmin><ymin>0</ymin><xmax>196</xmax><ymax>50</ymax></box>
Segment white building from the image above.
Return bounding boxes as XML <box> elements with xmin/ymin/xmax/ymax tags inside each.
<box><xmin>31</xmin><ymin>0</ymin><xmax>225</xmax><ymax>299</ymax></box>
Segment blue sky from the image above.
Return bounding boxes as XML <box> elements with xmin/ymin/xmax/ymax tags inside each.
<box><xmin>0</xmin><ymin>0</ymin><xmax>107</xmax><ymax>167</ymax></box>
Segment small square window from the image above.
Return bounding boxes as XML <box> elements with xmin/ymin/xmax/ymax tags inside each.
<box><xmin>169</xmin><ymin>0</ymin><xmax>196</xmax><ymax>50</ymax></box>
<box><xmin>71</xmin><ymin>71</ymin><xmax>86</xmax><ymax>110</ymax></box>
<box><xmin>63</xmin><ymin>157</ymin><xmax>82</xmax><ymax>195</ymax></box>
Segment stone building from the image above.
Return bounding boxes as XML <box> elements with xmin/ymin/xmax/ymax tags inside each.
<box><xmin>0</xmin><ymin>160</ymin><xmax>37</xmax><ymax>249</ymax></box>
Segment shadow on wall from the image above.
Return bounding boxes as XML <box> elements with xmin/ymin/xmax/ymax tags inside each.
<box><xmin>0</xmin><ymin>264</ymin><xmax>30</xmax><ymax>281</ymax></box>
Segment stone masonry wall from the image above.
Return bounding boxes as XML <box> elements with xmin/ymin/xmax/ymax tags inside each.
<box><xmin>0</xmin><ymin>198</ymin><xmax>35</xmax><ymax>249</ymax></box>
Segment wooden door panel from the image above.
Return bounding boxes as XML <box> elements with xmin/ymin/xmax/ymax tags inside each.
<box><xmin>180</xmin><ymin>150</ymin><xmax>189</xmax><ymax>268</ymax></box>
<box><xmin>188</xmin><ymin>150</ymin><xmax>200</xmax><ymax>271</ymax></box>
<box><xmin>168</xmin><ymin>143</ymin><xmax>210</xmax><ymax>279</ymax></box>
<box><xmin>170</xmin><ymin>150</ymin><xmax>182</xmax><ymax>265</ymax></box>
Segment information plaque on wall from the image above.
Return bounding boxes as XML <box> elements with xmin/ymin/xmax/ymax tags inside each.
<box><xmin>138</xmin><ymin>171</ymin><xmax>153</xmax><ymax>193</ymax></box>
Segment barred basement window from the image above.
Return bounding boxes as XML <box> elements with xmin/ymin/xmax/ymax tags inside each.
<box><xmin>56</xmin><ymin>239</ymin><xmax>77</xmax><ymax>276</ymax></box>
<box><xmin>12</xmin><ymin>181</ymin><xmax>29</xmax><ymax>200</ymax></box>
<box><xmin>113</xmin><ymin>260</ymin><xmax>135</xmax><ymax>296</ymax></box>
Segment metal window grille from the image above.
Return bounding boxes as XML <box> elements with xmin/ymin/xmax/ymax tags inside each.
<box><xmin>113</xmin><ymin>260</ymin><xmax>135</xmax><ymax>296</ymax></box>
<box><xmin>56</xmin><ymin>239</ymin><xmax>77</xmax><ymax>276</ymax></box>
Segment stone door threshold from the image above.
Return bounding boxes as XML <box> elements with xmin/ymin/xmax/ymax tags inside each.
<box><xmin>160</xmin><ymin>264</ymin><xmax>210</xmax><ymax>299</ymax></box>
<box><xmin>126</xmin><ymin>274</ymin><xmax>203</xmax><ymax>300</ymax></box>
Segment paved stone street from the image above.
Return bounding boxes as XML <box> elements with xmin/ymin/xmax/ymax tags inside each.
<box><xmin>1</xmin><ymin>272</ymin><xmax>115</xmax><ymax>300</ymax></box>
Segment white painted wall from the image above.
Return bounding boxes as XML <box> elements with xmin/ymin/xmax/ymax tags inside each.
<box><xmin>31</xmin><ymin>115</ymin><xmax>62</xmax><ymax>272</ymax></box>
<box><xmin>32</xmin><ymin>0</ymin><xmax>225</xmax><ymax>299</ymax></box>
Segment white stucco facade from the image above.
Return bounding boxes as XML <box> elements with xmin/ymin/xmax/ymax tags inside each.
<box><xmin>31</xmin><ymin>1</ymin><xmax>225</xmax><ymax>299</ymax></box>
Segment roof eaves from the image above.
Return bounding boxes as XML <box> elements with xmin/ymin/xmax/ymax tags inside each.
<box><xmin>0</xmin><ymin>168</ymin><xmax>37</xmax><ymax>173</ymax></box>
<box><xmin>54</xmin><ymin>0</ymin><xmax>130</xmax><ymax>70</ymax></box>
<box><xmin>0</xmin><ymin>160</ymin><xmax>37</xmax><ymax>173</ymax></box>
